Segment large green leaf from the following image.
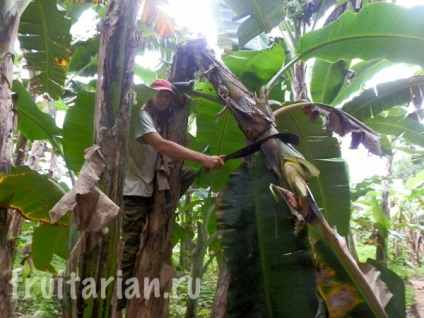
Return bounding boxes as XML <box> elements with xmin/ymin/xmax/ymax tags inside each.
<box><xmin>0</xmin><ymin>166</ymin><xmax>67</xmax><ymax>225</ymax></box>
<box><xmin>68</xmin><ymin>37</ymin><xmax>99</xmax><ymax>77</ymax></box>
<box><xmin>62</xmin><ymin>90</ymin><xmax>95</xmax><ymax>173</ymax></box>
<box><xmin>297</xmin><ymin>3</ymin><xmax>424</xmax><ymax>67</ymax></box>
<box><xmin>217</xmin><ymin>159</ymin><xmax>318</xmax><ymax>317</ymax></box>
<box><xmin>32</xmin><ymin>223</ymin><xmax>70</xmax><ymax>273</ymax></box>
<box><xmin>223</xmin><ymin>44</ymin><xmax>286</xmax><ymax>93</ymax></box>
<box><xmin>224</xmin><ymin>0</ymin><xmax>284</xmax><ymax>47</ymax></box>
<box><xmin>365</xmin><ymin>116</ymin><xmax>424</xmax><ymax>148</ymax></box>
<box><xmin>13</xmin><ymin>80</ymin><xmax>62</xmax><ymax>141</ymax></box>
<box><xmin>189</xmin><ymin>82</ymin><xmax>245</xmax><ymax>192</ymax></box>
<box><xmin>310</xmin><ymin>59</ymin><xmax>348</xmax><ymax>104</ymax></box>
<box><xmin>19</xmin><ymin>0</ymin><xmax>72</xmax><ymax>99</ymax></box>
<box><xmin>275</xmin><ymin>108</ymin><xmax>351</xmax><ymax>235</ymax></box>
<box><xmin>342</xmin><ymin>76</ymin><xmax>424</xmax><ymax>122</ymax></box>
<box><xmin>331</xmin><ymin>59</ymin><xmax>393</xmax><ymax>106</ymax></box>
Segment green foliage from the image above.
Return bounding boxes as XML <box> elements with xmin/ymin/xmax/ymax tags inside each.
<box><xmin>0</xmin><ymin>166</ymin><xmax>67</xmax><ymax>225</ymax></box>
<box><xmin>297</xmin><ymin>3</ymin><xmax>424</xmax><ymax>67</ymax></box>
<box><xmin>393</xmin><ymin>156</ymin><xmax>424</xmax><ymax>182</ymax></box>
<box><xmin>6</xmin><ymin>0</ymin><xmax>424</xmax><ymax>317</ymax></box>
<box><xmin>13</xmin><ymin>80</ymin><xmax>62</xmax><ymax>142</ymax></box>
<box><xmin>217</xmin><ymin>159</ymin><xmax>318</xmax><ymax>317</ymax></box>
<box><xmin>18</xmin><ymin>0</ymin><xmax>72</xmax><ymax>99</ymax></box>
<box><xmin>342</xmin><ymin>76</ymin><xmax>424</xmax><ymax>122</ymax></box>
<box><xmin>223</xmin><ymin>43</ymin><xmax>286</xmax><ymax>93</ymax></box>
<box><xmin>13</xmin><ymin>253</ymin><xmax>66</xmax><ymax>318</ymax></box>
<box><xmin>62</xmin><ymin>90</ymin><xmax>95</xmax><ymax>172</ymax></box>
<box><xmin>168</xmin><ymin>269</ymin><xmax>218</xmax><ymax>317</ymax></box>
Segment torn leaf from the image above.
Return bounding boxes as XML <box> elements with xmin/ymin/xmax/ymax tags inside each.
<box><xmin>49</xmin><ymin>145</ymin><xmax>119</xmax><ymax>234</ymax></box>
<box><xmin>303</xmin><ymin>103</ymin><xmax>383</xmax><ymax>156</ymax></box>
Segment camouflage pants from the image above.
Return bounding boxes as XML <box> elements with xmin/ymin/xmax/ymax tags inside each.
<box><xmin>118</xmin><ymin>167</ymin><xmax>195</xmax><ymax>310</ymax></box>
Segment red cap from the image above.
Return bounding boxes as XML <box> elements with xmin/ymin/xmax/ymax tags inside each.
<box><xmin>150</xmin><ymin>79</ymin><xmax>175</xmax><ymax>95</ymax></box>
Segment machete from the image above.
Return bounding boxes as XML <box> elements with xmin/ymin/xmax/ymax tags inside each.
<box><xmin>222</xmin><ymin>132</ymin><xmax>299</xmax><ymax>162</ymax></box>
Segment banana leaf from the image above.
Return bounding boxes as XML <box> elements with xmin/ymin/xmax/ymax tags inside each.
<box><xmin>188</xmin><ymin>81</ymin><xmax>245</xmax><ymax>192</ymax></box>
<box><xmin>12</xmin><ymin>80</ymin><xmax>62</xmax><ymax>142</ymax></box>
<box><xmin>310</xmin><ymin>59</ymin><xmax>349</xmax><ymax>104</ymax></box>
<box><xmin>18</xmin><ymin>0</ymin><xmax>72</xmax><ymax>100</ymax></box>
<box><xmin>0</xmin><ymin>166</ymin><xmax>68</xmax><ymax>225</ymax></box>
<box><xmin>216</xmin><ymin>158</ymin><xmax>318</xmax><ymax>317</ymax></box>
<box><xmin>223</xmin><ymin>0</ymin><xmax>284</xmax><ymax>47</ymax></box>
<box><xmin>223</xmin><ymin>43</ymin><xmax>286</xmax><ymax>93</ymax></box>
<box><xmin>342</xmin><ymin>76</ymin><xmax>424</xmax><ymax>122</ymax></box>
<box><xmin>330</xmin><ymin>59</ymin><xmax>393</xmax><ymax>106</ymax></box>
<box><xmin>365</xmin><ymin>115</ymin><xmax>424</xmax><ymax>148</ymax></box>
<box><xmin>32</xmin><ymin>223</ymin><xmax>70</xmax><ymax>273</ymax></box>
<box><xmin>297</xmin><ymin>3</ymin><xmax>424</xmax><ymax>68</ymax></box>
<box><xmin>62</xmin><ymin>90</ymin><xmax>95</xmax><ymax>173</ymax></box>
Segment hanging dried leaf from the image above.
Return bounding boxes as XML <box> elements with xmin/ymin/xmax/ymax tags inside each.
<box><xmin>49</xmin><ymin>145</ymin><xmax>119</xmax><ymax>233</ymax></box>
<box><xmin>303</xmin><ymin>103</ymin><xmax>383</xmax><ymax>156</ymax></box>
<box><xmin>141</xmin><ymin>0</ymin><xmax>176</xmax><ymax>38</ymax></box>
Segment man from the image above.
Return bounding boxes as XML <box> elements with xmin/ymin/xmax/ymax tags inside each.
<box><xmin>118</xmin><ymin>79</ymin><xmax>224</xmax><ymax>313</ymax></box>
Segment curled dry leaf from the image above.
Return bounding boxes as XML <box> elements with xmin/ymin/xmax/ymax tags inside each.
<box><xmin>303</xmin><ymin>103</ymin><xmax>383</xmax><ymax>156</ymax></box>
<box><xmin>49</xmin><ymin>145</ymin><xmax>119</xmax><ymax>233</ymax></box>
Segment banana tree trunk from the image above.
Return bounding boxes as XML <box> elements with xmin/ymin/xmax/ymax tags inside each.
<box><xmin>0</xmin><ymin>49</ymin><xmax>14</xmax><ymax>318</ymax></box>
<box><xmin>176</xmin><ymin>39</ymin><xmax>281</xmax><ymax>175</ymax></box>
<box><xmin>211</xmin><ymin>261</ymin><xmax>229</xmax><ymax>318</ymax></box>
<box><xmin>68</xmin><ymin>1</ymin><xmax>138</xmax><ymax>317</ymax></box>
<box><xmin>126</xmin><ymin>42</ymin><xmax>196</xmax><ymax>318</ymax></box>
<box><xmin>0</xmin><ymin>2</ymin><xmax>30</xmax><ymax>316</ymax></box>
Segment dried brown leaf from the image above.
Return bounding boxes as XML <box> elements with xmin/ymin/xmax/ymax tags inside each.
<box><xmin>304</xmin><ymin>103</ymin><xmax>383</xmax><ymax>156</ymax></box>
<box><xmin>141</xmin><ymin>0</ymin><xmax>176</xmax><ymax>38</ymax></box>
<box><xmin>49</xmin><ymin>145</ymin><xmax>119</xmax><ymax>233</ymax></box>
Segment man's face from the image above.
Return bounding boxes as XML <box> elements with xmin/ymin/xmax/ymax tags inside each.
<box><xmin>152</xmin><ymin>90</ymin><xmax>174</xmax><ymax>112</ymax></box>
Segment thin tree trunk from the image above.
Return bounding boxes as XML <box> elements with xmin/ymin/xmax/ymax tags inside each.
<box><xmin>376</xmin><ymin>155</ymin><xmax>393</xmax><ymax>266</ymax></box>
<box><xmin>185</xmin><ymin>221</ymin><xmax>206</xmax><ymax>318</ymax></box>
<box><xmin>211</xmin><ymin>261</ymin><xmax>229</xmax><ymax>318</ymax></box>
<box><xmin>179</xmin><ymin>194</ymin><xmax>194</xmax><ymax>271</ymax></box>
<box><xmin>69</xmin><ymin>1</ymin><xmax>138</xmax><ymax>317</ymax></box>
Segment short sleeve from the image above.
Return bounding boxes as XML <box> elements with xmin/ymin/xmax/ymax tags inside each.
<box><xmin>134</xmin><ymin>109</ymin><xmax>157</xmax><ymax>142</ymax></box>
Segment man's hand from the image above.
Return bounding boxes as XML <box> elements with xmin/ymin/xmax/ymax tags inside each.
<box><xmin>142</xmin><ymin>132</ymin><xmax>225</xmax><ymax>171</ymax></box>
<box><xmin>201</xmin><ymin>155</ymin><xmax>225</xmax><ymax>172</ymax></box>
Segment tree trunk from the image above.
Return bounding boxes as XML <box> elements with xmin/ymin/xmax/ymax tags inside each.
<box><xmin>68</xmin><ymin>1</ymin><xmax>138</xmax><ymax>317</ymax></box>
<box><xmin>376</xmin><ymin>155</ymin><xmax>393</xmax><ymax>266</ymax></box>
<box><xmin>211</xmin><ymin>261</ymin><xmax>229</xmax><ymax>318</ymax></box>
<box><xmin>0</xmin><ymin>3</ymin><xmax>22</xmax><ymax>316</ymax></box>
<box><xmin>179</xmin><ymin>194</ymin><xmax>194</xmax><ymax>271</ymax></box>
<box><xmin>126</xmin><ymin>41</ymin><xmax>198</xmax><ymax>318</ymax></box>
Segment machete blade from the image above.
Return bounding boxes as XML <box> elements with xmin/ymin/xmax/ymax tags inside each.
<box><xmin>223</xmin><ymin>132</ymin><xmax>299</xmax><ymax>162</ymax></box>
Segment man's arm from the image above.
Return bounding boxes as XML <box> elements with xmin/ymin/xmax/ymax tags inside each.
<box><xmin>142</xmin><ymin>132</ymin><xmax>224</xmax><ymax>171</ymax></box>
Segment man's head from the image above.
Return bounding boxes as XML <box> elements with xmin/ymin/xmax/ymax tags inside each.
<box><xmin>150</xmin><ymin>79</ymin><xmax>175</xmax><ymax>112</ymax></box>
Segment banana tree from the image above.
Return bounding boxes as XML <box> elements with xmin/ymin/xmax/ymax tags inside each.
<box><xmin>167</xmin><ymin>1</ymin><xmax>424</xmax><ymax>316</ymax></box>
<box><xmin>1</xmin><ymin>1</ymin><xmax>187</xmax><ymax>317</ymax></box>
